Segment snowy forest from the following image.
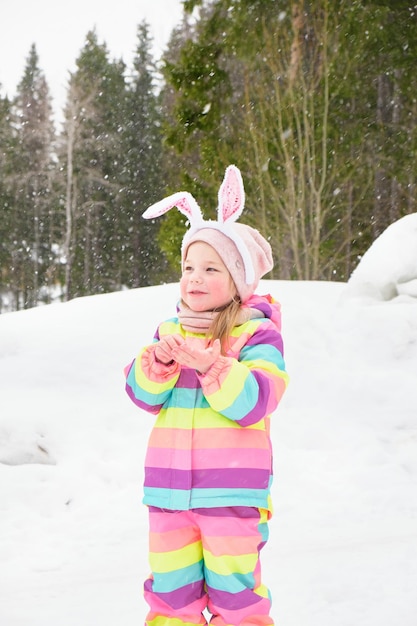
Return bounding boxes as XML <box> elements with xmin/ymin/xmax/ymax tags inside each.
<box><xmin>1</xmin><ymin>0</ymin><xmax>417</xmax><ymax>312</ymax></box>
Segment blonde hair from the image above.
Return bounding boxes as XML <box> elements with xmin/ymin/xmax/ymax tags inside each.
<box><xmin>207</xmin><ymin>297</ymin><xmax>242</xmax><ymax>354</ymax></box>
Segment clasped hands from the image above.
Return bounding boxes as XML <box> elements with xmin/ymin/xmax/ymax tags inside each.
<box><xmin>154</xmin><ymin>334</ymin><xmax>221</xmax><ymax>374</ymax></box>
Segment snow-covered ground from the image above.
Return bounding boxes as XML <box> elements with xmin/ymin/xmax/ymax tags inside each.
<box><xmin>1</xmin><ymin>214</ymin><xmax>417</xmax><ymax>625</ymax></box>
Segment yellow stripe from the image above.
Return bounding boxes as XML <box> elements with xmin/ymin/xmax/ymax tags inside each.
<box><xmin>147</xmin><ymin>617</ymin><xmax>203</xmax><ymax>626</ymax></box>
<box><xmin>153</xmin><ymin>407</ymin><xmax>243</xmax><ymax>429</ymax></box>
<box><xmin>159</xmin><ymin>320</ymin><xmax>185</xmax><ymax>335</ymax></box>
<box><xmin>205</xmin><ymin>364</ymin><xmax>247</xmax><ymax>408</ymax></box>
<box><xmin>153</xmin><ymin>408</ymin><xmax>267</xmax><ymax>431</ymax></box>
<box><xmin>203</xmin><ymin>550</ymin><xmax>257</xmax><ymax>576</ymax></box>
<box><xmin>149</xmin><ymin>541</ymin><xmax>202</xmax><ymax>573</ymax></box>
<box><xmin>254</xmin><ymin>583</ymin><xmax>270</xmax><ymax>599</ymax></box>
<box><xmin>228</xmin><ymin>318</ymin><xmax>262</xmax><ymax>335</ymax></box>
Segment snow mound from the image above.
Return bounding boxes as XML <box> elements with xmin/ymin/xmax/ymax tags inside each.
<box><xmin>0</xmin><ymin>426</ymin><xmax>55</xmax><ymax>466</ymax></box>
<box><xmin>345</xmin><ymin>212</ymin><xmax>417</xmax><ymax>301</ymax></box>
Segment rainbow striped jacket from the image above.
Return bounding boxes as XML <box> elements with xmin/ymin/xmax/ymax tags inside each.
<box><xmin>125</xmin><ymin>293</ymin><xmax>289</xmax><ymax>513</ymax></box>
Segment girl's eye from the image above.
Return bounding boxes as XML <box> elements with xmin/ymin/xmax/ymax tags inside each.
<box><xmin>206</xmin><ymin>267</ymin><xmax>217</xmax><ymax>272</ymax></box>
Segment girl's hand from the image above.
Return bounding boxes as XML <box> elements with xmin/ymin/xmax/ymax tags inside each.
<box><xmin>171</xmin><ymin>338</ymin><xmax>221</xmax><ymax>374</ymax></box>
<box><xmin>154</xmin><ymin>335</ymin><xmax>184</xmax><ymax>365</ymax></box>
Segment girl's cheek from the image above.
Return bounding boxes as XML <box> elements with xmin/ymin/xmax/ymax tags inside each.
<box><xmin>212</xmin><ymin>275</ymin><xmax>233</xmax><ymax>294</ymax></box>
<box><xmin>210</xmin><ymin>275</ymin><xmax>224</xmax><ymax>288</ymax></box>
<box><xmin>179</xmin><ymin>276</ymin><xmax>187</xmax><ymax>296</ymax></box>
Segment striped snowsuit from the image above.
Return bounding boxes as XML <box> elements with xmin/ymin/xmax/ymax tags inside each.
<box><xmin>125</xmin><ymin>294</ymin><xmax>288</xmax><ymax>625</ymax></box>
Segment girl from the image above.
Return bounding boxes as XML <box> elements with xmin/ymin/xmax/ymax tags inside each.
<box><xmin>125</xmin><ymin>165</ymin><xmax>289</xmax><ymax>626</ymax></box>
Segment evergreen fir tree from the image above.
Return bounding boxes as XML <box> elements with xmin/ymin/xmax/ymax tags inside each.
<box><xmin>59</xmin><ymin>30</ymin><xmax>127</xmax><ymax>299</ymax></box>
<box><xmin>119</xmin><ymin>20</ymin><xmax>174</xmax><ymax>288</ymax></box>
<box><xmin>9</xmin><ymin>44</ymin><xmax>57</xmax><ymax>309</ymax></box>
<box><xmin>0</xmin><ymin>94</ymin><xmax>16</xmax><ymax>311</ymax></box>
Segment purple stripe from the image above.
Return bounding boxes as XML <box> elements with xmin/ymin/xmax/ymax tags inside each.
<box><xmin>237</xmin><ymin>370</ymin><xmax>272</xmax><ymax>427</ymax></box>
<box><xmin>246</xmin><ymin>327</ymin><xmax>283</xmax><ymax>354</ymax></box>
<box><xmin>176</xmin><ymin>368</ymin><xmax>200</xmax><ymax>388</ymax></box>
<box><xmin>193</xmin><ymin>468</ymin><xmax>269</xmax><ymax>489</ymax></box>
<box><xmin>125</xmin><ymin>384</ymin><xmax>163</xmax><ymax>414</ymax></box>
<box><xmin>193</xmin><ymin>506</ymin><xmax>261</xmax><ymax>518</ymax></box>
<box><xmin>146</xmin><ymin>467</ymin><xmax>189</xmax><ymax>489</ymax></box>
<box><xmin>253</xmin><ymin>301</ymin><xmax>273</xmax><ymax>318</ymax></box>
<box><xmin>249</xmin><ymin>300</ymin><xmax>282</xmax><ymax>332</ymax></box>
<box><xmin>148</xmin><ymin>506</ymin><xmax>261</xmax><ymax>518</ymax></box>
<box><xmin>145</xmin><ymin>467</ymin><xmax>269</xmax><ymax>490</ymax></box>
<box><xmin>144</xmin><ymin>578</ymin><xmax>205</xmax><ymax>610</ymax></box>
<box><xmin>206</xmin><ymin>586</ymin><xmax>264</xmax><ymax>610</ymax></box>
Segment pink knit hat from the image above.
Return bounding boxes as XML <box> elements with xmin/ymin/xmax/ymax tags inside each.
<box><xmin>142</xmin><ymin>165</ymin><xmax>273</xmax><ymax>303</ymax></box>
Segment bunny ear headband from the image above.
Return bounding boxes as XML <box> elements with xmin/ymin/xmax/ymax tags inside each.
<box><xmin>142</xmin><ymin>164</ymin><xmax>256</xmax><ymax>285</ymax></box>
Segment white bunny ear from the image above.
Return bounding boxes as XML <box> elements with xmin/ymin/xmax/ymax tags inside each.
<box><xmin>142</xmin><ymin>191</ymin><xmax>203</xmax><ymax>223</ymax></box>
<box><xmin>217</xmin><ymin>165</ymin><xmax>245</xmax><ymax>224</ymax></box>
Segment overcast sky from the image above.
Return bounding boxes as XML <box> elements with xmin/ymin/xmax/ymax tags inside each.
<box><xmin>0</xmin><ymin>0</ymin><xmax>184</xmax><ymax>122</ymax></box>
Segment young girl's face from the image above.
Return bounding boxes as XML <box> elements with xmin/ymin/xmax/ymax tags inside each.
<box><xmin>180</xmin><ymin>241</ymin><xmax>237</xmax><ymax>312</ymax></box>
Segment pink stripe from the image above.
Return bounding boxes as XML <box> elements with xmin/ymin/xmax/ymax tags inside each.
<box><xmin>149</xmin><ymin>427</ymin><xmax>270</xmax><ymax>450</ymax></box>
<box><xmin>149</xmin><ymin>526</ymin><xmax>200</xmax><ymax>553</ymax></box>
<box><xmin>148</xmin><ymin>508</ymin><xmax>194</xmax><ymax>532</ymax></box>
<box><xmin>145</xmin><ymin>446</ymin><xmax>270</xmax><ymax>470</ymax></box>
<box><xmin>203</xmin><ymin>534</ymin><xmax>261</xmax><ymax>556</ymax></box>
<box><xmin>195</xmin><ymin>509</ymin><xmax>261</xmax><ymax>537</ymax></box>
<box><xmin>146</xmin><ymin>447</ymin><xmax>190</xmax><ymax>470</ymax></box>
<box><xmin>148</xmin><ymin>428</ymin><xmax>192</xmax><ymax>450</ymax></box>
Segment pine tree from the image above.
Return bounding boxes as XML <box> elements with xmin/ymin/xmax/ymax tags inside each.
<box><xmin>357</xmin><ymin>0</ymin><xmax>417</xmax><ymax>238</ymax></box>
<box><xmin>0</xmin><ymin>94</ymin><xmax>16</xmax><ymax>311</ymax></box>
<box><xmin>59</xmin><ymin>30</ymin><xmax>127</xmax><ymax>299</ymax></box>
<box><xmin>9</xmin><ymin>44</ymin><xmax>56</xmax><ymax>309</ymax></box>
<box><xmin>118</xmin><ymin>20</ymin><xmax>173</xmax><ymax>288</ymax></box>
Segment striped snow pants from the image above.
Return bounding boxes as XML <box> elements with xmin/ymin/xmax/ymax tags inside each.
<box><xmin>144</xmin><ymin>506</ymin><xmax>274</xmax><ymax>626</ymax></box>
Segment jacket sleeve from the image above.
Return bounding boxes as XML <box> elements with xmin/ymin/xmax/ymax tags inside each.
<box><xmin>125</xmin><ymin>343</ymin><xmax>181</xmax><ymax>415</ymax></box>
<box><xmin>198</xmin><ymin>319</ymin><xmax>289</xmax><ymax>427</ymax></box>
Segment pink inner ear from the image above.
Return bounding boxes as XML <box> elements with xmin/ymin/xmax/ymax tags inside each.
<box><xmin>176</xmin><ymin>198</ymin><xmax>194</xmax><ymax>219</ymax></box>
<box><xmin>219</xmin><ymin>166</ymin><xmax>244</xmax><ymax>223</ymax></box>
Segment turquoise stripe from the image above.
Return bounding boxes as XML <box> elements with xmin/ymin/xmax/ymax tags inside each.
<box><xmin>126</xmin><ymin>378</ymin><xmax>164</xmax><ymax>406</ymax></box>
<box><xmin>190</xmin><ymin>488</ymin><xmax>269</xmax><ymax>510</ymax></box>
<box><xmin>170</xmin><ymin>387</ymin><xmax>208</xmax><ymax>409</ymax></box>
<box><xmin>153</xmin><ymin>560</ymin><xmax>204</xmax><ymax>592</ymax></box>
<box><xmin>240</xmin><ymin>343</ymin><xmax>286</xmax><ymax>370</ymax></box>
<box><xmin>143</xmin><ymin>487</ymin><xmax>270</xmax><ymax>511</ymax></box>
<box><xmin>204</xmin><ymin>568</ymin><xmax>255</xmax><ymax>593</ymax></box>
<box><xmin>220</xmin><ymin>375</ymin><xmax>258</xmax><ymax>421</ymax></box>
<box><xmin>258</xmin><ymin>521</ymin><xmax>269</xmax><ymax>543</ymax></box>
<box><xmin>143</xmin><ymin>486</ymin><xmax>191</xmax><ymax>510</ymax></box>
